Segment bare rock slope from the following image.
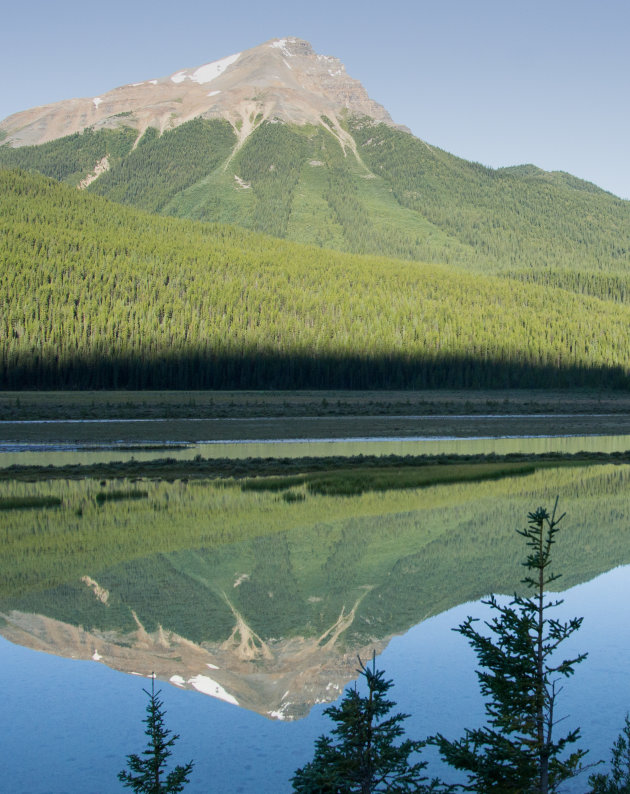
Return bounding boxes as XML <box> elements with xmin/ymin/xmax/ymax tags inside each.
<box><xmin>0</xmin><ymin>37</ymin><xmax>402</xmax><ymax>148</ymax></box>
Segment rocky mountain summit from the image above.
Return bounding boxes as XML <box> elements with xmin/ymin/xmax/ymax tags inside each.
<box><xmin>0</xmin><ymin>37</ymin><xmax>402</xmax><ymax>149</ymax></box>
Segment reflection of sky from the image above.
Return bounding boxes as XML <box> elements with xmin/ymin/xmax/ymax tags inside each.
<box><xmin>379</xmin><ymin>565</ymin><xmax>630</xmax><ymax>790</ymax></box>
<box><xmin>2</xmin><ymin>566</ymin><xmax>629</xmax><ymax>792</ymax></box>
<box><xmin>0</xmin><ymin>637</ymin><xmax>331</xmax><ymax>794</ymax></box>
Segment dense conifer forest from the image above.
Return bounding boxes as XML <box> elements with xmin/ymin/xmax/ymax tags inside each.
<box><xmin>2</xmin><ymin>167</ymin><xmax>630</xmax><ymax>390</ymax></box>
<box><xmin>3</xmin><ymin>116</ymin><xmax>629</xmax><ymax>303</ymax></box>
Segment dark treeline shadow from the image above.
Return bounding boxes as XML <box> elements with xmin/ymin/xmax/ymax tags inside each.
<box><xmin>3</xmin><ymin>349</ymin><xmax>629</xmax><ymax>391</ymax></box>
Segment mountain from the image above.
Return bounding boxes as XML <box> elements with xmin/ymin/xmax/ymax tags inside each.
<box><xmin>2</xmin><ymin>40</ymin><xmax>630</xmax><ymax>390</ymax></box>
<box><xmin>0</xmin><ymin>37</ymin><xmax>399</xmax><ymax>149</ymax></box>
<box><xmin>2</xmin><ymin>37</ymin><xmax>630</xmax><ymax>296</ymax></box>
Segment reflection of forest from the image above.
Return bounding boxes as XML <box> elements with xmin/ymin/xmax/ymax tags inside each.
<box><xmin>3</xmin><ymin>431</ymin><xmax>630</xmax><ymax>468</ymax></box>
<box><xmin>1</xmin><ymin>464</ymin><xmax>629</xmax><ymax>716</ymax></box>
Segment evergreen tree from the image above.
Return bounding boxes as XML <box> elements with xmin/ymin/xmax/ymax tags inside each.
<box><xmin>292</xmin><ymin>652</ymin><xmax>443</xmax><ymax>793</ymax></box>
<box><xmin>118</xmin><ymin>676</ymin><xmax>194</xmax><ymax>793</ymax></box>
<box><xmin>431</xmin><ymin>499</ymin><xmax>587</xmax><ymax>793</ymax></box>
<box><xmin>589</xmin><ymin>715</ymin><xmax>630</xmax><ymax>793</ymax></box>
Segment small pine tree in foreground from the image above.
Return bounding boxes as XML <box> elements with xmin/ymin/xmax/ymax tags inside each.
<box><xmin>431</xmin><ymin>499</ymin><xmax>587</xmax><ymax>793</ymax></box>
<box><xmin>589</xmin><ymin>715</ymin><xmax>630</xmax><ymax>793</ymax></box>
<box><xmin>119</xmin><ymin>676</ymin><xmax>194</xmax><ymax>793</ymax></box>
<box><xmin>292</xmin><ymin>652</ymin><xmax>444</xmax><ymax>793</ymax></box>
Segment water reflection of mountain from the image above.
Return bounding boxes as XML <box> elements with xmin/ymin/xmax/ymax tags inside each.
<box><xmin>1</xmin><ymin>464</ymin><xmax>630</xmax><ymax>718</ymax></box>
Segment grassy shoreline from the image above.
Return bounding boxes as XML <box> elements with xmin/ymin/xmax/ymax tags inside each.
<box><xmin>1</xmin><ymin>450</ymin><xmax>628</xmax><ymax>483</ymax></box>
<box><xmin>2</xmin><ymin>388</ymin><xmax>630</xmax><ymax>421</ymax></box>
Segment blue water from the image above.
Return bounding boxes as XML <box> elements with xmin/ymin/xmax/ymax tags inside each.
<box><xmin>2</xmin><ymin>566</ymin><xmax>629</xmax><ymax>792</ymax></box>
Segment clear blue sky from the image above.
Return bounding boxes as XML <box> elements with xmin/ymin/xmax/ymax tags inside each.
<box><xmin>2</xmin><ymin>0</ymin><xmax>629</xmax><ymax>198</ymax></box>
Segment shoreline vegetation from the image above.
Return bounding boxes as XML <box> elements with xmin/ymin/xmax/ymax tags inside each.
<box><xmin>3</xmin><ymin>388</ymin><xmax>630</xmax><ymax>421</ymax></box>
<box><xmin>2</xmin><ymin>451</ymin><xmax>630</xmax><ymax>485</ymax></box>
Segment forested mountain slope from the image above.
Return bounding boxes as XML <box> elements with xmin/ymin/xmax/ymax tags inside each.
<box><xmin>2</xmin><ymin>115</ymin><xmax>629</xmax><ymax>306</ymax></box>
<box><xmin>2</xmin><ymin>168</ymin><xmax>630</xmax><ymax>390</ymax></box>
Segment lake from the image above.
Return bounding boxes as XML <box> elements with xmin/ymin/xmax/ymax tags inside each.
<box><xmin>2</xmin><ymin>435</ymin><xmax>630</xmax><ymax>791</ymax></box>
<box><xmin>3</xmin><ymin>429</ymin><xmax>630</xmax><ymax>467</ymax></box>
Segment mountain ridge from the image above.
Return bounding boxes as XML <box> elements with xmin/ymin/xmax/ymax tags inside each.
<box><xmin>0</xmin><ymin>37</ymin><xmax>403</xmax><ymax>151</ymax></box>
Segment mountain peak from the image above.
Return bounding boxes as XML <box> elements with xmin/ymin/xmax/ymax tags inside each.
<box><xmin>0</xmin><ymin>38</ymin><xmax>401</xmax><ymax>148</ymax></box>
<box><xmin>265</xmin><ymin>37</ymin><xmax>316</xmax><ymax>57</ymax></box>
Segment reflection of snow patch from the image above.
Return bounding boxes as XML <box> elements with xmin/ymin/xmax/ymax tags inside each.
<box><xmin>188</xmin><ymin>675</ymin><xmax>238</xmax><ymax>705</ymax></box>
<box><xmin>267</xmin><ymin>702</ymin><xmax>296</xmax><ymax>721</ymax></box>
<box><xmin>170</xmin><ymin>675</ymin><xmax>186</xmax><ymax>687</ymax></box>
<box><xmin>92</xmin><ymin>650</ymin><xmax>102</xmax><ymax>661</ymax></box>
<box><xmin>148</xmin><ymin>80</ymin><xmax>158</xmax><ymax>85</ymax></box>
<box><xmin>206</xmin><ymin>663</ymin><xmax>219</xmax><ymax>670</ymax></box>
<box><xmin>171</xmin><ymin>71</ymin><xmax>187</xmax><ymax>84</ymax></box>
<box><xmin>130</xmin><ymin>82</ymin><xmax>143</xmax><ymax>87</ymax></box>
<box><xmin>93</xmin><ymin>97</ymin><xmax>102</xmax><ymax>108</ymax></box>
<box><xmin>191</xmin><ymin>53</ymin><xmax>240</xmax><ymax>84</ymax></box>
<box><xmin>283</xmin><ymin>58</ymin><xmax>292</xmax><ymax>70</ymax></box>
<box><xmin>207</xmin><ymin>90</ymin><xmax>221</xmax><ymax>97</ymax></box>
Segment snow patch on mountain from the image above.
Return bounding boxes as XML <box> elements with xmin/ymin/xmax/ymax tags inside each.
<box><xmin>191</xmin><ymin>53</ymin><xmax>240</xmax><ymax>84</ymax></box>
<box><xmin>270</xmin><ymin>38</ymin><xmax>293</xmax><ymax>57</ymax></box>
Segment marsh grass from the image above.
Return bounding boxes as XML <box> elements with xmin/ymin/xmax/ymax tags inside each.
<box><xmin>240</xmin><ymin>475</ymin><xmax>308</xmax><ymax>492</ymax></box>
<box><xmin>303</xmin><ymin>463</ymin><xmax>537</xmax><ymax>496</ymax></box>
<box><xmin>3</xmin><ymin>388</ymin><xmax>630</xmax><ymax>423</ymax></box>
<box><xmin>0</xmin><ymin>495</ymin><xmax>62</xmax><ymax>511</ymax></box>
<box><xmin>95</xmin><ymin>490</ymin><xmax>149</xmax><ymax>505</ymax></box>
<box><xmin>3</xmin><ymin>451</ymin><xmax>627</xmax><ymax>484</ymax></box>
<box><xmin>238</xmin><ymin>462</ymin><xmax>537</xmax><ymax>497</ymax></box>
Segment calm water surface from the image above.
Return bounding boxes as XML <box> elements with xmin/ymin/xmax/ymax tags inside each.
<box><xmin>1</xmin><ymin>443</ymin><xmax>630</xmax><ymax>791</ymax></box>
<box><xmin>2</xmin><ymin>567</ymin><xmax>629</xmax><ymax>793</ymax></box>
<box><xmin>2</xmin><ymin>432</ymin><xmax>630</xmax><ymax>466</ymax></box>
